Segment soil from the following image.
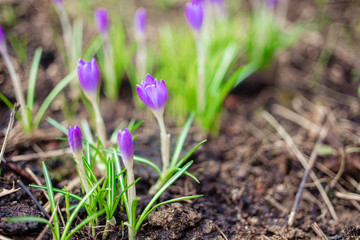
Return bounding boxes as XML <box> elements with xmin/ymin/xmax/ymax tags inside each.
<box><xmin>1</xmin><ymin>0</ymin><xmax>360</xmax><ymax>239</ymax></box>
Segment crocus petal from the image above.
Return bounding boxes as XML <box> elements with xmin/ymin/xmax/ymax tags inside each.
<box><xmin>157</xmin><ymin>80</ymin><xmax>167</xmax><ymax>109</ymax></box>
<box><xmin>68</xmin><ymin>126</ymin><xmax>74</xmax><ymax>152</ymax></box>
<box><xmin>136</xmin><ymin>85</ymin><xmax>152</xmax><ymax>108</ymax></box>
<box><xmin>95</xmin><ymin>9</ymin><xmax>109</xmax><ymax>34</ymax></box>
<box><xmin>144</xmin><ymin>85</ymin><xmax>159</xmax><ymax>109</ymax></box>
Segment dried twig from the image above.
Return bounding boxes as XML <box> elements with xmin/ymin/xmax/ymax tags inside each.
<box><xmin>288</xmin><ymin>124</ymin><xmax>329</xmax><ymax>226</ymax></box>
<box><xmin>210</xmin><ymin>220</ymin><xmax>228</xmax><ymax>240</ymax></box>
<box><xmin>261</xmin><ymin>110</ymin><xmax>338</xmax><ymax>225</ymax></box>
<box><xmin>18</xmin><ymin>180</ymin><xmax>50</xmax><ymax>219</ymax></box>
<box><xmin>8</xmin><ymin>148</ymin><xmax>72</xmax><ymax>162</ymax></box>
<box><xmin>0</xmin><ymin>103</ymin><xmax>20</xmax><ymax>163</ymax></box>
<box><xmin>311</xmin><ymin>222</ymin><xmax>327</xmax><ymax>240</ymax></box>
<box><xmin>265</xmin><ymin>195</ymin><xmax>289</xmax><ymax>214</ymax></box>
<box><xmin>44</xmin><ymin>177</ymin><xmax>80</xmax><ymax>213</ymax></box>
<box><xmin>335</xmin><ymin>191</ymin><xmax>360</xmax><ymax>201</ymax></box>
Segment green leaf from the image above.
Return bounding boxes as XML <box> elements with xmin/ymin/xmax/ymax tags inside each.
<box><xmin>27</xmin><ymin>47</ymin><xmax>42</xmax><ymax>112</ymax></box>
<box><xmin>176</xmin><ymin>139</ymin><xmax>207</xmax><ymax>168</ymax></box>
<box><xmin>136</xmin><ymin>195</ymin><xmax>203</xmax><ymax>225</ymax></box>
<box><xmin>33</xmin><ymin>70</ymin><xmax>76</xmax><ymax>128</ymax></box>
<box><xmin>61</xmin><ymin>177</ymin><xmax>104</xmax><ymax>240</ymax></box>
<box><xmin>65</xmin><ymin>209</ymin><xmax>106</xmax><ymax>240</ymax></box>
<box><xmin>42</xmin><ymin>162</ymin><xmax>60</xmax><ymax>239</ymax></box>
<box><xmin>134</xmin><ymin>155</ymin><xmax>162</xmax><ymax>177</ymax></box>
<box><xmin>29</xmin><ymin>184</ymin><xmax>82</xmax><ymax>201</ymax></box>
<box><xmin>135</xmin><ymin>161</ymin><xmax>194</xmax><ymax>231</ymax></box>
<box><xmin>47</xmin><ymin>117</ymin><xmax>67</xmax><ymax>135</ymax></box>
<box><xmin>6</xmin><ymin>216</ymin><xmax>49</xmax><ymax>225</ymax></box>
<box><xmin>170</xmin><ymin>113</ymin><xmax>195</xmax><ymax>168</ymax></box>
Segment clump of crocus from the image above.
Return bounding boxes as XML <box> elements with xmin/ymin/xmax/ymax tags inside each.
<box><xmin>77</xmin><ymin>58</ymin><xmax>107</xmax><ymax>146</ymax></box>
<box><xmin>185</xmin><ymin>0</ymin><xmax>206</xmax><ymax>113</ymax></box>
<box><xmin>136</xmin><ymin>74</ymin><xmax>170</xmax><ymax>193</ymax></box>
<box><xmin>134</xmin><ymin>8</ymin><xmax>148</xmax><ymax>92</ymax></box>
<box><xmin>68</xmin><ymin>126</ymin><xmax>91</xmax><ymax>194</ymax></box>
<box><xmin>0</xmin><ymin>24</ymin><xmax>29</xmax><ymax>130</ymax></box>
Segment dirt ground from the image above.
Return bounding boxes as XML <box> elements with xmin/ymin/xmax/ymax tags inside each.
<box><xmin>1</xmin><ymin>0</ymin><xmax>360</xmax><ymax>239</ymax></box>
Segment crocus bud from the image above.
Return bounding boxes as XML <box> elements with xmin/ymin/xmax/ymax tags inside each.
<box><xmin>52</xmin><ymin>0</ymin><xmax>63</xmax><ymax>3</ymax></box>
<box><xmin>134</xmin><ymin>8</ymin><xmax>146</xmax><ymax>35</ymax></box>
<box><xmin>136</xmin><ymin>74</ymin><xmax>167</xmax><ymax>114</ymax></box>
<box><xmin>185</xmin><ymin>1</ymin><xmax>204</xmax><ymax>31</ymax></box>
<box><xmin>118</xmin><ymin>128</ymin><xmax>134</xmax><ymax>169</ymax></box>
<box><xmin>266</xmin><ymin>0</ymin><xmax>278</xmax><ymax>8</ymax></box>
<box><xmin>95</xmin><ymin>9</ymin><xmax>109</xmax><ymax>34</ymax></box>
<box><xmin>68</xmin><ymin>126</ymin><xmax>83</xmax><ymax>158</ymax></box>
<box><xmin>77</xmin><ymin>58</ymin><xmax>99</xmax><ymax>99</ymax></box>
<box><xmin>0</xmin><ymin>24</ymin><xmax>6</xmax><ymax>54</ymax></box>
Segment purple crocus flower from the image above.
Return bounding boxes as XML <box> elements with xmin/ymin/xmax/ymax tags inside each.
<box><xmin>95</xmin><ymin>8</ymin><xmax>109</xmax><ymax>34</ymax></box>
<box><xmin>118</xmin><ymin>128</ymin><xmax>134</xmax><ymax>168</ymax></box>
<box><xmin>266</xmin><ymin>0</ymin><xmax>277</xmax><ymax>8</ymax></box>
<box><xmin>68</xmin><ymin>126</ymin><xmax>83</xmax><ymax>156</ymax></box>
<box><xmin>185</xmin><ymin>1</ymin><xmax>204</xmax><ymax>31</ymax></box>
<box><xmin>52</xmin><ymin>0</ymin><xmax>63</xmax><ymax>3</ymax></box>
<box><xmin>77</xmin><ymin>58</ymin><xmax>99</xmax><ymax>97</ymax></box>
<box><xmin>134</xmin><ymin>8</ymin><xmax>146</xmax><ymax>34</ymax></box>
<box><xmin>136</xmin><ymin>74</ymin><xmax>167</xmax><ymax>112</ymax></box>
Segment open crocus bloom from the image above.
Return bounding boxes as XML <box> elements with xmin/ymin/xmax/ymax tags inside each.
<box><xmin>136</xmin><ymin>74</ymin><xmax>167</xmax><ymax>114</ymax></box>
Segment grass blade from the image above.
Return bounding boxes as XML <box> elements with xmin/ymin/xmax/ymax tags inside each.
<box><xmin>6</xmin><ymin>216</ymin><xmax>50</xmax><ymax>225</ymax></box>
<box><xmin>136</xmin><ymin>161</ymin><xmax>194</xmax><ymax>230</ymax></box>
<box><xmin>170</xmin><ymin>113</ymin><xmax>195</xmax><ymax>168</ymax></box>
<box><xmin>27</xmin><ymin>47</ymin><xmax>42</xmax><ymax>112</ymax></box>
<box><xmin>61</xmin><ymin>177</ymin><xmax>104</xmax><ymax>240</ymax></box>
<box><xmin>47</xmin><ymin>117</ymin><xmax>67</xmax><ymax>135</ymax></box>
<box><xmin>42</xmin><ymin>162</ymin><xmax>60</xmax><ymax>239</ymax></box>
<box><xmin>34</xmin><ymin>70</ymin><xmax>76</xmax><ymax>128</ymax></box>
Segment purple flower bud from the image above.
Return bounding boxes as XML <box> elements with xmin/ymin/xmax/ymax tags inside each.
<box><xmin>266</xmin><ymin>0</ymin><xmax>277</xmax><ymax>8</ymax></box>
<box><xmin>52</xmin><ymin>0</ymin><xmax>63</xmax><ymax>3</ymax></box>
<box><xmin>68</xmin><ymin>126</ymin><xmax>83</xmax><ymax>156</ymax></box>
<box><xmin>134</xmin><ymin>8</ymin><xmax>146</xmax><ymax>35</ymax></box>
<box><xmin>77</xmin><ymin>58</ymin><xmax>99</xmax><ymax>97</ymax></box>
<box><xmin>95</xmin><ymin>8</ymin><xmax>109</xmax><ymax>34</ymax></box>
<box><xmin>0</xmin><ymin>24</ymin><xmax>5</xmax><ymax>54</ymax></box>
<box><xmin>185</xmin><ymin>1</ymin><xmax>204</xmax><ymax>31</ymax></box>
<box><xmin>118</xmin><ymin>128</ymin><xmax>134</xmax><ymax>168</ymax></box>
<box><xmin>136</xmin><ymin>74</ymin><xmax>167</xmax><ymax>111</ymax></box>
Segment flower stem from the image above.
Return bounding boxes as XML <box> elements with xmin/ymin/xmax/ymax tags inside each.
<box><xmin>1</xmin><ymin>51</ymin><xmax>29</xmax><ymax>131</ymax></box>
<box><xmin>135</xmin><ymin>35</ymin><xmax>147</xmax><ymax>85</ymax></box>
<box><xmin>149</xmin><ymin>113</ymin><xmax>170</xmax><ymax>194</ymax></box>
<box><xmin>74</xmin><ymin>154</ymin><xmax>91</xmax><ymax>195</ymax></box>
<box><xmin>89</xmin><ymin>96</ymin><xmax>107</xmax><ymax>147</ymax></box>
<box><xmin>155</xmin><ymin>114</ymin><xmax>170</xmax><ymax>175</ymax></box>
<box><xmin>195</xmin><ymin>34</ymin><xmax>206</xmax><ymax>113</ymax></box>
